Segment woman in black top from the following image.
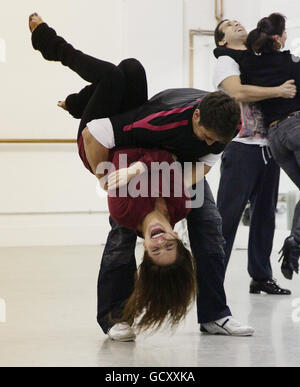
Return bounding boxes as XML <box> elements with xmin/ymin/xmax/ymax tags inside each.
<box><xmin>215</xmin><ymin>13</ymin><xmax>300</xmax><ymax>280</ymax></box>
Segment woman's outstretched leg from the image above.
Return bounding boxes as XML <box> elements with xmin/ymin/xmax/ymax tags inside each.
<box><xmin>78</xmin><ymin>68</ymin><xmax>126</xmax><ymax>138</ymax></box>
<box><xmin>29</xmin><ymin>13</ymin><xmax>116</xmax><ymax>84</ymax></box>
<box><xmin>77</xmin><ymin>68</ymin><xmax>126</xmax><ymax>177</ymax></box>
<box><xmin>117</xmin><ymin>58</ymin><xmax>148</xmax><ymax>112</ymax></box>
<box><xmin>62</xmin><ymin>84</ymin><xmax>97</xmax><ymax>119</ymax></box>
<box><xmin>77</xmin><ymin>57</ymin><xmax>148</xmax><ymax>177</ymax></box>
<box><xmin>62</xmin><ymin>58</ymin><xmax>149</xmax><ymax>120</ymax></box>
<box><xmin>30</xmin><ymin>14</ymin><xmax>148</xmax><ymax>119</ymax></box>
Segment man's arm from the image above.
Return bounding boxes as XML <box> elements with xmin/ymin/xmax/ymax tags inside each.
<box><xmin>184</xmin><ymin>157</ymin><xmax>215</xmax><ymax>187</ymax></box>
<box><xmin>221</xmin><ymin>75</ymin><xmax>296</xmax><ymax>103</ymax></box>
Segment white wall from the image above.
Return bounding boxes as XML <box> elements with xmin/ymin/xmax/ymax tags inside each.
<box><xmin>124</xmin><ymin>0</ymin><xmax>184</xmax><ymax>96</ymax></box>
<box><xmin>1</xmin><ymin>0</ymin><xmax>300</xmax><ymax>246</ymax></box>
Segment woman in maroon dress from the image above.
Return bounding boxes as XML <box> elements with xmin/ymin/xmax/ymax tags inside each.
<box><xmin>104</xmin><ymin>146</ymin><xmax>197</xmax><ymax>331</ymax></box>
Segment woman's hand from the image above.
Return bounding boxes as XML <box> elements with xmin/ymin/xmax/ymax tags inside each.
<box><xmin>107</xmin><ymin>161</ymin><xmax>146</xmax><ymax>191</ymax></box>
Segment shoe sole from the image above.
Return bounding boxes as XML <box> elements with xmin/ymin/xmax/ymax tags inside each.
<box><xmin>200</xmin><ymin>326</ymin><xmax>254</xmax><ymax>337</ymax></box>
<box><xmin>108</xmin><ymin>336</ymin><xmax>136</xmax><ymax>342</ymax></box>
<box><xmin>250</xmin><ymin>289</ymin><xmax>292</xmax><ymax>295</ymax></box>
<box><xmin>200</xmin><ymin>330</ymin><xmax>254</xmax><ymax>337</ymax></box>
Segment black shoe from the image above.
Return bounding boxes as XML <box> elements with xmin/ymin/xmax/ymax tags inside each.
<box><xmin>249</xmin><ymin>278</ymin><xmax>291</xmax><ymax>295</ymax></box>
<box><xmin>278</xmin><ymin>236</ymin><xmax>300</xmax><ymax>280</ymax></box>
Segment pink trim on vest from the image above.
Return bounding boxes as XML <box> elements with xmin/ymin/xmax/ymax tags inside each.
<box><xmin>123</xmin><ymin>106</ymin><xmax>194</xmax><ymax>132</ymax></box>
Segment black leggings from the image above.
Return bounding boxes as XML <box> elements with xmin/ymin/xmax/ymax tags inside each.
<box><xmin>31</xmin><ymin>23</ymin><xmax>148</xmax><ymax>139</ymax></box>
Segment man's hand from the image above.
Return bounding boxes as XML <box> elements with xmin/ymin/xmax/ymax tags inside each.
<box><xmin>277</xmin><ymin>79</ymin><xmax>297</xmax><ymax>99</ymax></box>
<box><xmin>107</xmin><ymin>161</ymin><xmax>146</xmax><ymax>191</ymax></box>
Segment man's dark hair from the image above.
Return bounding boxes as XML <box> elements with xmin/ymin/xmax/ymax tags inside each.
<box><xmin>214</xmin><ymin>19</ymin><xmax>229</xmax><ymax>46</ymax></box>
<box><xmin>198</xmin><ymin>91</ymin><xmax>241</xmax><ymax>144</ymax></box>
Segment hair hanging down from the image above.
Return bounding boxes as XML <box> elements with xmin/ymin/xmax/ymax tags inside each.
<box><xmin>246</xmin><ymin>13</ymin><xmax>286</xmax><ymax>54</ymax></box>
<box><xmin>198</xmin><ymin>91</ymin><xmax>241</xmax><ymax>144</ymax></box>
<box><xmin>117</xmin><ymin>239</ymin><xmax>197</xmax><ymax>332</ymax></box>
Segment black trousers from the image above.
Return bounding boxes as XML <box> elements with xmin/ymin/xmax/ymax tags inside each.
<box><xmin>217</xmin><ymin>141</ymin><xmax>280</xmax><ymax>281</ymax></box>
<box><xmin>32</xmin><ymin>23</ymin><xmax>231</xmax><ymax>332</ymax></box>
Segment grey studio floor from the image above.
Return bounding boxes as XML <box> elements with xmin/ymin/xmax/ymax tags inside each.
<box><xmin>0</xmin><ymin>218</ymin><xmax>300</xmax><ymax>367</ymax></box>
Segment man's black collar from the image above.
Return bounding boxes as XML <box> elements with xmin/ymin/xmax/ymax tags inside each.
<box><xmin>213</xmin><ymin>46</ymin><xmax>245</xmax><ymax>59</ymax></box>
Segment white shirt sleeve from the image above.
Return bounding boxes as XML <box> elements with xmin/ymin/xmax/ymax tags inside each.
<box><xmin>198</xmin><ymin>153</ymin><xmax>222</xmax><ymax>168</ymax></box>
<box><xmin>213</xmin><ymin>56</ymin><xmax>241</xmax><ymax>90</ymax></box>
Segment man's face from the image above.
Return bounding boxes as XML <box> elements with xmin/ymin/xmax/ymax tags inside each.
<box><xmin>218</xmin><ymin>19</ymin><xmax>248</xmax><ymax>47</ymax></box>
<box><xmin>192</xmin><ymin>109</ymin><xmax>221</xmax><ymax>146</ymax></box>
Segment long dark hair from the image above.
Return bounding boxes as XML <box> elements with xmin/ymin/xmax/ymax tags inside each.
<box><xmin>117</xmin><ymin>239</ymin><xmax>197</xmax><ymax>332</ymax></box>
<box><xmin>246</xmin><ymin>13</ymin><xmax>286</xmax><ymax>54</ymax></box>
